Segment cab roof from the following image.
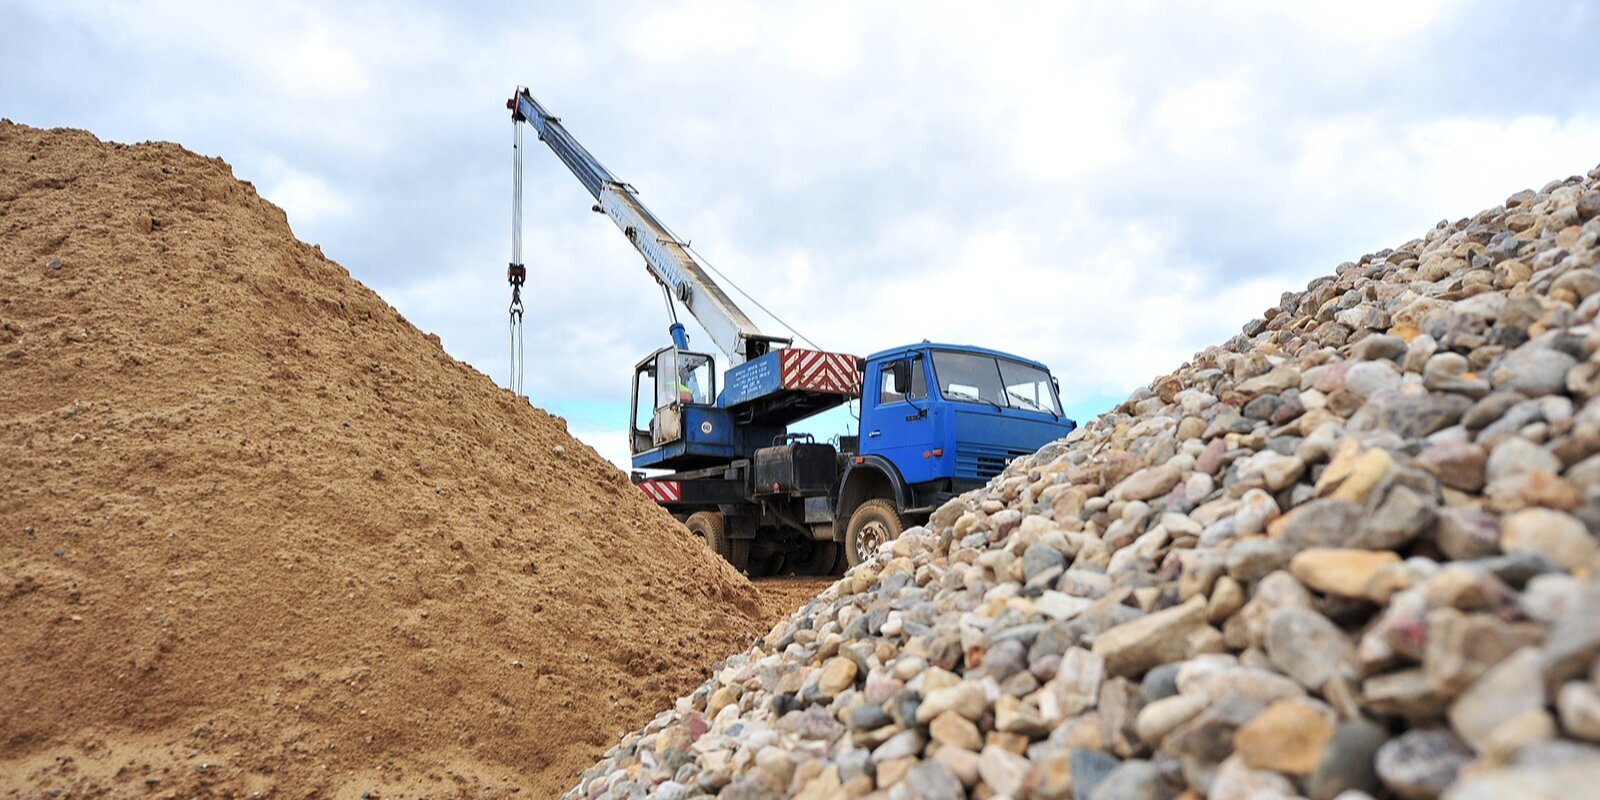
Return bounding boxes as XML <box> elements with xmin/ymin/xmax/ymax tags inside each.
<box><xmin>864</xmin><ymin>342</ymin><xmax>1054</xmax><ymax>373</ymax></box>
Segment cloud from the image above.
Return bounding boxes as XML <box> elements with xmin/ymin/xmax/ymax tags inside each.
<box><xmin>4</xmin><ymin>0</ymin><xmax>1600</xmax><ymax>466</ymax></box>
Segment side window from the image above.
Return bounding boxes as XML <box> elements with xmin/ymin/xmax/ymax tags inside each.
<box><xmin>878</xmin><ymin>365</ymin><xmax>903</xmax><ymax>406</ymax></box>
<box><xmin>877</xmin><ymin>359</ymin><xmax>928</xmax><ymax>405</ymax></box>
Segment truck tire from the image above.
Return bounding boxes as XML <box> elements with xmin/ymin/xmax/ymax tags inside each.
<box><xmin>790</xmin><ymin>541</ymin><xmax>838</xmax><ymax>576</ymax></box>
<box><xmin>686</xmin><ymin>511</ymin><xmax>749</xmax><ymax>574</ymax></box>
<box><xmin>844</xmin><ymin>499</ymin><xmax>904</xmax><ymax>569</ymax></box>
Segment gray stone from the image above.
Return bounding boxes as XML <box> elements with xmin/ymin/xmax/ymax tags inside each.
<box><xmin>1462</xmin><ymin>391</ymin><xmax>1527</xmax><ymax>430</ymax></box>
<box><xmin>1308</xmin><ymin>719</ymin><xmax>1388</xmax><ymax>800</ymax></box>
<box><xmin>1375</xmin><ymin>728</ymin><xmax>1472</xmax><ymax>799</ymax></box>
<box><xmin>1226</xmin><ymin>538</ymin><xmax>1294</xmax><ymax>583</ymax></box>
<box><xmin>1024</xmin><ymin>543</ymin><xmax>1069</xmax><ymax>583</ymax></box>
<box><xmin>1276</xmin><ymin>499</ymin><xmax>1364</xmax><ymax>550</ymax></box>
<box><xmin>1354</xmin><ymin>469</ymin><xmax>1439</xmax><ymax>550</ymax></box>
<box><xmin>1491</xmin><ymin>346</ymin><xmax>1577</xmax><ymax>397</ymax></box>
<box><xmin>1087</xmin><ymin>759</ymin><xmax>1174</xmax><ymax>800</ymax></box>
<box><xmin>1266</xmin><ymin>606</ymin><xmax>1358</xmax><ymax>691</ymax></box>
<box><xmin>1345</xmin><ymin>361</ymin><xmax>1403</xmax><ymax>398</ymax></box>
<box><xmin>1353</xmin><ymin>334</ymin><xmax>1408</xmax><ymax>363</ymax></box>
<box><xmin>1448</xmin><ymin>647</ymin><xmax>1544</xmax><ymax>752</ymax></box>
<box><xmin>1433</xmin><ymin>508</ymin><xmax>1500</xmax><ymax>561</ymax></box>
<box><xmin>903</xmin><ymin>760</ymin><xmax>964</xmax><ymax>800</ymax></box>
<box><xmin>1486</xmin><ymin>437</ymin><xmax>1562</xmax><ymax>482</ymax></box>
<box><xmin>1071</xmin><ymin>748</ymin><xmax>1123</xmax><ymax>800</ymax></box>
<box><xmin>1347</xmin><ymin>390</ymin><xmax>1473</xmax><ymax>440</ymax></box>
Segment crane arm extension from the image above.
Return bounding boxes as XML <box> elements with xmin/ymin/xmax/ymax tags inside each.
<box><xmin>509</xmin><ymin>87</ymin><xmax>783</xmax><ymax>365</ymax></box>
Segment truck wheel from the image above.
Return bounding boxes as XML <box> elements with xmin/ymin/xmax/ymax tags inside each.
<box><xmin>844</xmin><ymin>499</ymin><xmax>904</xmax><ymax>569</ymax></box>
<box><xmin>687</xmin><ymin>511</ymin><xmax>749</xmax><ymax>573</ymax></box>
<box><xmin>791</xmin><ymin>541</ymin><xmax>838</xmax><ymax>576</ymax></box>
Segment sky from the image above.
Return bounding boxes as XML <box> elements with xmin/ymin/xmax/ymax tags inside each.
<box><xmin>5</xmin><ymin>0</ymin><xmax>1600</xmax><ymax>467</ymax></box>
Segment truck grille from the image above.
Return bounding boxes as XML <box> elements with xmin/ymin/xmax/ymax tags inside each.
<box><xmin>955</xmin><ymin>442</ymin><xmax>1035</xmax><ymax>480</ymax></box>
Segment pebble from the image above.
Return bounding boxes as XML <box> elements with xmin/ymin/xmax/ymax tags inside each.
<box><xmin>1290</xmin><ymin>548</ymin><xmax>1401</xmax><ymax>599</ymax></box>
<box><xmin>1374</xmin><ymin>728</ymin><xmax>1472</xmax><ymax>799</ymax></box>
<box><xmin>1233</xmin><ymin>699</ymin><xmax>1334</xmax><ymax>775</ymax></box>
<box><xmin>563</xmin><ymin>165</ymin><xmax>1600</xmax><ymax>800</ymax></box>
<box><xmin>1500</xmin><ymin>508</ymin><xmax>1597</xmax><ymax>569</ymax></box>
<box><xmin>1447</xmin><ymin>647</ymin><xmax>1545</xmax><ymax>752</ymax></box>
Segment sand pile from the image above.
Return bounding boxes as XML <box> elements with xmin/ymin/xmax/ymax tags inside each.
<box><xmin>0</xmin><ymin>121</ymin><xmax>767</xmax><ymax>797</ymax></box>
<box><xmin>570</xmin><ymin>164</ymin><xmax>1600</xmax><ymax>800</ymax></box>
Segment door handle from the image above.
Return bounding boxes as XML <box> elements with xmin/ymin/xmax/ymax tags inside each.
<box><xmin>868</xmin><ymin>430</ymin><xmax>881</xmax><ymax>437</ymax></box>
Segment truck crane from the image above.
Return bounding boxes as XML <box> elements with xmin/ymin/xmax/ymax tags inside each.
<box><xmin>507</xmin><ymin>87</ymin><xmax>1077</xmax><ymax>574</ymax></box>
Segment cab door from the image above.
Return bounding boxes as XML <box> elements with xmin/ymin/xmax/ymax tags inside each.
<box><xmin>862</xmin><ymin>354</ymin><xmax>939</xmax><ymax>483</ymax></box>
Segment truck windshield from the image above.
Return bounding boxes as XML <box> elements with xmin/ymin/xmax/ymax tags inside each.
<box><xmin>931</xmin><ymin>351</ymin><xmax>1061</xmax><ymax>415</ymax></box>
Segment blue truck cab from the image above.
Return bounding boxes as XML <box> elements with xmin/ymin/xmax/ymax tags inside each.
<box><xmin>833</xmin><ymin>344</ymin><xmax>1076</xmax><ymax>562</ymax></box>
<box><xmin>860</xmin><ymin>343</ymin><xmax>1076</xmax><ymax>487</ymax></box>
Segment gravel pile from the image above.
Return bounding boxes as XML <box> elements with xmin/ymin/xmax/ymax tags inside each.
<box><xmin>568</xmin><ymin>163</ymin><xmax>1600</xmax><ymax>800</ymax></box>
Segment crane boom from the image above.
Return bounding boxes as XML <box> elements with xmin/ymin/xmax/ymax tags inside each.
<box><xmin>509</xmin><ymin>88</ymin><xmax>784</xmax><ymax>365</ymax></box>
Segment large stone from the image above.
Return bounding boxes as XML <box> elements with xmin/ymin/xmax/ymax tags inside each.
<box><xmin>1042</xmin><ymin>647</ymin><xmax>1105</xmax><ymax>721</ymax></box>
<box><xmin>903</xmin><ymin>761</ymin><xmax>965</xmax><ymax>800</ymax></box>
<box><xmin>1226</xmin><ymin>537</ymin><xmax>1294</xmax><ymax>582</ymax></box>
<box><xmin>976</xmin><ymin>744</ymin><xmax>1032</xmax><ymax>797</ymax></box>
<box><xmin>1491</xmin><ymin>346</ymin><xmax>1577</xmax><ymax>397</ymax></box>
<box><xmin>1274</xmin><ymin>499</ymin><xmax>1364</xmax><ymax>550</ymax></box>
<box><xmin>1486</xmin><ymin>437</ymin><xmax>1562</xmax><ymax>482</ymax></box>
<box><xmin>1069</xmin><ymin>748</ymin><xmax>1122</xmax><ymax>800</ymax></box>
<box><xmin>1024</xmin><ymin>543</ymin><xmax>1070</xmax><ymax>583</ymax></box>
<box><xmin>1087</xmin><ymin>759</ymin><xmax>1174</xmax><ymax>800</ymax></box>
<box><xmin>1433</xmin><ymin>507</ymin><xmax>1500</xmax><ymax>561</ymax></box>
<box><xmin>1500</xmin><ymin>508</ymin><xmax>1598</xmax><ymax>570</ymax></box>
<box><xmin>1112</xmin><ymin>464</ymin><xmax>1183</xmax><ymax>502</ymax></box>
<box><xmin>1345</xmin><ymin>360</ymin><xmax>1403</xmax><ymax>398</ymax></box>
<box><xmin>1265</xmin><ymin>606</ymin><xmax>1358</xmax><ymax>691</ymax></box>
<box><xmin>1317</xmin><ymin>446</ymin><xmax>1394</xmax><ymax>502</ymax></box>
<box><xmin>1307</xmin><ymin>719</ymin><xmax>1388</xmax><ymax>800</ymax></box>
<box><xmin>1444</xmin><ymin>760</ymin><xmax>1600</xmax><ymax>800</ymax></box>
<box><xmin>1091</xmin><ymin>595</ymin><xmax>1208</xmax><ymax>678</ymax></box>
<box><xmin>930</xmin><ymin>710</ymin><xmax>983</xmax><ymax>752</ymax></box>
<box><xmin>1233</xmin><ymin>699</ymin><xmax>1335</xmax><ymax>775</ymax></box>
<box><xmin>1557</xmin><ymin>681</ymin><xmax>1600</xmax><ymax>742</ymax></box>
<box><xmin>1290</xmin><ymin>548</ymin><xmax>1401</xmax><ymax>599</ymax></box>
<box><xmin>1415</xmin><ymin>441</ymin><xmax>1487</xmax><ymax>492</ymax></box>
<box><xmin>1354</xmin><ymin>469</ymin><xmax>1439</xmax><ymax>550</ymax></box>
<box><xmin>1423</xmin><ymin>608</ymin><xmax>1545</xmax><ymax>697</ymax></box>
<box><xmin>1448</xmin><ymin>647</ymin><xmax>1545</xmax><ymax>752</ymax></box>
<box><xmin>817</xmin><ymin>657</ymin><xmax>858</xmax><ymax>697</ymax></box>
<box><xmin>917</xmin><ymin>682</ymin><xmax>987</xmax><ymax>722</ymax></box>
<box><xmin>1375</xmin><ymin>728</ymin><xmax>1473</xmax><ymax>800</ymax></box>
<box><xmin>1210</xmin><ymin>754</ymin><xmax>1299</xmax><ymax>800</ymax></box>
<box><xmin>1134</xmin><ymin>693</ymin><xmax>1207</xmax><ymax>746</ymax></box>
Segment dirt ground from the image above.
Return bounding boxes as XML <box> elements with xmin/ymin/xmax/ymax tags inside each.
<box><xmin>0</xmin><ymin>122</ymin><xmax>772</xmax><ymax>798</ymax></box>
<box><xmin>754</xmin><ymin>577</ymin><xmax>836</xmax><ymax>625</ymax></box>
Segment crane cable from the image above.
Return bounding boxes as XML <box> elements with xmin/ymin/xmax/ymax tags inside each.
<box><xmin>508</xmin><ymin>115</ymin><xmax>528</xmax><ymax>398</ymax></box>
<box><xmin>676</xmin><ymin>237</ymin><xmax>824</xmax><ymax>353</ymax></box>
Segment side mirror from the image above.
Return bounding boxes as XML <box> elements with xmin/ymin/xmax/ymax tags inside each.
<box><xmin>1051</xmin><ymin>376</ymin><xmax>1060</xmax><ymax>394</ymax></box>
<box><xmin>889</xmin><ymin>360</ymin><xmax>911</xmax><ymax>395</ymax></box>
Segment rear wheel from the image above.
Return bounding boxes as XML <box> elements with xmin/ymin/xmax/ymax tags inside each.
<box><xmin>844</xmin><ymin>499</ymin><xmax>905</xmax><ymax>569</ymax></box>
<box><xmin>686</xmin><ymin>511</ymin><xmax>749</xmax><ymax>573</ymax></box>
<box><xmin>790</xmin><ymin>540</ymin><xmax>839</xmax><ymax>576</ymax></box>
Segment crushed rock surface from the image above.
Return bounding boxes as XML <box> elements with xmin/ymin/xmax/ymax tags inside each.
<box><xmin>571</xmin><ymin>163</ymin><xmax>1600</xmax><ymax>799</ymax></box>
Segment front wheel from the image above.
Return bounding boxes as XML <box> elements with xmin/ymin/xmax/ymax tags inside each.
<box><xmin>686</xmin><ymin>511</ymin><xmax>749</xmax><ymax>573</ymax></box>
<box><xmin>844</xmin><ymin>499</ymin><xmax>904</xmax><ymax>569</ymax></box>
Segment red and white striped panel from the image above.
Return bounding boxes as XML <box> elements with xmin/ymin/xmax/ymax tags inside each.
<box><xmin>636</xmin><ymin>479</ymin><xmax>681</xmax><ymax>503</ymax></box>
<box><xmin>779</xmin><ymin>349</ymin><xmax>861</xmax><ymax>397</ymax></box>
